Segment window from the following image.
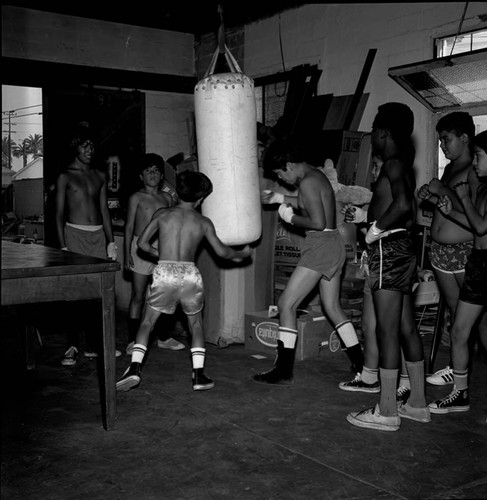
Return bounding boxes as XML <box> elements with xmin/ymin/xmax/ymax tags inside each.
<box><xmin>255</xmin><ymin>79</ymin><xmax>288</xmax><ymax>127</ymax></box>
<box><xmin>434</xmin><ymin>28</ymin><xmax>487</xmax><ymax>178</ymax></box>
<box><xmin>435</xmin><ymin>28</ymin><xmax>487</xmax><ymax>58</ymax></box>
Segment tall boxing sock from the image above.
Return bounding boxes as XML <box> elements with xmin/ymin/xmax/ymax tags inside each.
<box><xmin>191</xmin><ymin>347</ymin><xmax>206</xmax><ymax>369</ymax></box>
<box><xmin>379</xmin><ymin>368</ymin><xmax>399</xmax><ymax>416</ymax></box>
<box><xmin>131</xmin><ymin>343</ymin><xmax>147</xmax><ymax>364</ymax></box>
<box><xmin>336</xmin><ymin>320</ymin><xmax>363</xmax><ymax>373</ymax></box>
<box><xmin>405</xmin><ymin>360</ymin><xmax>427</xmax><ymax>407</ymax></box>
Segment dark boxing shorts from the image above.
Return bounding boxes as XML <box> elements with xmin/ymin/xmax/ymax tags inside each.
<box><xmin>459</xmin><ymin>249</ymin><xmax>487</xmax><ymax>306</ymax></box>
<box><xmin>368</xmin><ymin>231</ymin><xmax>417</xmax><ymax>294</ymax></box>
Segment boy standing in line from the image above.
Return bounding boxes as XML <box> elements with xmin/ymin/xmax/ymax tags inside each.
<box><xmin>417</xmin><ymin>112</ymin><xmax>478</xmax><ymax>385</ymax></box>
<box><xmin>347</xmin><ymin>102</ymin><xmax>429</xmax><ymax>431</ymax></box>
<box><xmin>429</xmin><ymin>131</ymin><xmax>487</xmax><ymax>413</ymax></box>
<box><xmin>124</xmin><ymin>153</ymin><xmax>185</xmax><ymax>355</ymax></box>
<box><xmin>55</xmin><ymin>124</ymin><xmax>121</xmax><ymax>365</ymax></box>
<box><xmin>117</xmin><ymin>171</ymin><xmax>250</xmax><ymax>392</ymax></box>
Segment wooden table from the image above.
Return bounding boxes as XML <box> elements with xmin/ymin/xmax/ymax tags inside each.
<box><xmin>1</xmin><ymin>241</ymin><xmax>120</xmax><ymax>430</ymax></box>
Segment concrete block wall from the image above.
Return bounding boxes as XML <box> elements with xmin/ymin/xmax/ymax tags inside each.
<box><xmin>240</xmin><ymin>2</ymin><xmax>487</xmax><ymax>186</ymax></box>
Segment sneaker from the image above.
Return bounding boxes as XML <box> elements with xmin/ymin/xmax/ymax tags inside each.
<box><xmin>428</xmin><ymin>387</ymin><xmax>470</xmax><ymax>414</ymax></box>
<box><xmin>157</xmin><ymin>338</ymin><xmax>185</xmax><ymax>350</ymax></box>
<box><xmin>192</xmin><ymin>368</ymin><xmax>214</xmax><ymax>391</ymax></box>
<box><xmin>398</xmin><ymin>402</ymin><xmax>431</xmax><ymax>423</ymax></box>
<box><xmin>426</xmin><ymin>366</ymin><xmax>454</xmax><ymax>386</ymax></box>
<box><xmin>116</xmin><ymin>362</ymin><xmax>141</xmax><ymax>392</ymax></box>
<box><xmin>347</xmin><ymin>404</ymin><xmax>400</xmax><ymax>432</ymax></box>
<box><xmin>126</xmin><ymin>341</ymin><xmax>135</xmax><ymax>355</ymax></box>
<box><xmin>396</xmin><ymin>386</ymin><xmax>411</xmax><ymax>407</ymax></box>
<box><xmin>84</xmin><ymin>349</ymin><xmax>122</xmax><ymax>358</ymax></box>
<box><xmin>339</xmin><ymin>373</ymin><xmax>380</xmax><ymax>393</ymax></box>
<box><xmin>61</xmin><ymin>346</ymin><xmax>78</xmax><ymax>366</ymax></box>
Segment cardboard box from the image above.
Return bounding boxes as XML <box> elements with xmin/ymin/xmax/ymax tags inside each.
<box><xmin>245</xmin><ymin>310</ymin><xmax>341</xmax><ymax>361</ymax></box>
<box><xmin>335</xmin><ymin>131</ymin><xmax>372</xmax><ymax>187</ymax></box>
<box><xmin>414</xmin><ymin>280</ymin><xmax>440</xmax><ymax>306</ymax></box>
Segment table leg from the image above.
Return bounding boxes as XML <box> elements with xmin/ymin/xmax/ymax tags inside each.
<box><xmin>101</xmin><ymin>272</ymin><xmax>117</xmax><ymax>430</ymax></box>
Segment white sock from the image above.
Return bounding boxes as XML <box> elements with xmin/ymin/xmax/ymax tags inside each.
<box><xmin>335</xmin><ymin>320</ymin><xmax>359</xmax><ymax>347</ymax></box>
<box><xmin>191</xmin><ymin>347</ymin><xmax>206</xmax><ymax>369</ymax></box>
<box><xmin>131</xmin><ymin>343</ymin><xmax>147</xmax><ymax>364</ymax></box>
<box><xmin>279</xmin><ymin>327</ymin><xmax>297</xmax><ymax>348</ymax></box>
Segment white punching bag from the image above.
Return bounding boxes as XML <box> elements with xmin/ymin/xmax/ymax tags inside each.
<box><xmin>194</xmin><ymin>46</ymin><xmax>261</xmax><ymax>246</ymax></box>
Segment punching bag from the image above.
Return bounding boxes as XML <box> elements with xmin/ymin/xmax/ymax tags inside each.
<box><xmin>194</xmin><ymin>45</ymin><xmax>262</xmax><ymax>246</ymax></box>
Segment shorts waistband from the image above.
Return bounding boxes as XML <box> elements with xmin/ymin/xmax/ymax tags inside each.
<box><xmin>157</xmin><ymin>260</ymin><xmax>194</xmax><ymax>265</ymax></box>
<box><xmin>307</xmin><ymin>228</ymin><xmax>338</xmax><ymax>234</ymax></box>
<box><xmin>370</xmin><ymin>228</ymin><xmax>409</xmax><ymax>244</ymax></box>
<box><xmin>66</xmin><ymin>222</ymin><xmax>103</xmax><ymax>232</ymax></box>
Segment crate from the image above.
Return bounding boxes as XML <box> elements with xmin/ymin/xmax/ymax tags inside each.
<box><xmin>245</xmin><ymin>310</ymin><xmax>340</xmax><ymax>361</ymax></box>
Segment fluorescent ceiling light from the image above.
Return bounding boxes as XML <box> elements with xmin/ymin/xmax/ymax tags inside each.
<box><xmin>388</xmin><ymin>48</ymin><xmax>487</xmax><ymax>112</ymax></box>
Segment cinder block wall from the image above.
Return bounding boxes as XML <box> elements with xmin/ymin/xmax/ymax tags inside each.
<box><xmin>199</xmin><ymin>2</ymin><xmax>487</xmax><ymax>187</ymax></box>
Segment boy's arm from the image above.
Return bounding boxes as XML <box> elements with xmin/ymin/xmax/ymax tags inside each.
<box><xmin>54</xmin><ymin>174</ymin><xmax>67</xmax><ymax>249</ymax></box>
<box><xmin>137</xmin><ymin>217</ymin><xmax>160</xmax><ymax>259</ymax></box>
<box><xmin>453</xmin><ymin>183</ymin><xmax>487</xmax><ymax>236</ymax></box>
<box><xmin>204</xmin><ymin>218</ymin><xmax>251</xmax><ymax>262</ymax></box>
<box><xmin>377</xmin><ymin>160</ymin><xmax>413</xmax><ymax>230</ymax></box>
<box><xmin>366</xmin><ymin>160</ymin><xmax>412</xmax><ymax>244</ymax></box>
<box><xmin>282</xmin><ymin>179</ymin><xmax>327</xmax><ymax>230</ymax></box>
<box><xmin>124</xmin><ymin>194</ymin><xmax>138</xmax><ymax>269</ymax></box>
<box><xmin>261</xmin><ymin>189</ymin><xmax>298</xmax><ymax>208</ymax></box>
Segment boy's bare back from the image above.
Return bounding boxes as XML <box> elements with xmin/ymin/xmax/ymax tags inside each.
<box><xmin>152</xmin><ymin>206</ymin><xmax>209</xmax><ymax>261</ymax></box>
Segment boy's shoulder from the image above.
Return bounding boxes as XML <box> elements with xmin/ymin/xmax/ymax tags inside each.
<box><xmin>129</xmin><ymin>189</ymin><xmax>145</xmax><ymax>200</ymax></box>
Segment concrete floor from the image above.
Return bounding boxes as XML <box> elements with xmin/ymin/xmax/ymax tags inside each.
<box><xmin>1</xmin><ymin>304</ymin><xmax>487</xmax><ymax>500</ymax></box>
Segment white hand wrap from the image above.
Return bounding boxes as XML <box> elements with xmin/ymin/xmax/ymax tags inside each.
<box><xmin>278</xmin><ymin>204</ymin><xmax>295</xmax><ymax>224</ymax></box>
<box><xmin>365</xmin><ymin>221</ymin><xmax>384</xmax><ymax>244</ymax></box>
<box><xmin>262</xmin><ymin>190</ymin><xmax>284</xmax><ymax>204</ymax></box>
<box><xmin>351</xmin><ymin>207</ymin><xmax>367</xmax><ymax>223</ymax></box>
<box><xmin>107</xmin><ymin>242</ymin><xmax>118</xmax><ymax>260</ymax></box>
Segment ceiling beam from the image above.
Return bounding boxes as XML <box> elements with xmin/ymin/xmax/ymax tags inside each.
<box><xmin>1</xmin><ymin>57</ymin><xmax>197</xmax><ymax>94</ymax></box>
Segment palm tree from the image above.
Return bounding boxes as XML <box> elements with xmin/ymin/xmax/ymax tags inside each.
<box><xmin>12</xmin><ymin>139</ymin><xmax>30</xmax><ymax>169</ymax></box>
<box><xmin>2</xmin><ymin>136</ymin><xmax>17</xmax><ymax>169</ymax></box>
<box><xmin>25</xmin><ymin>134</ymin><xmax>43</xmax><ymax>159</ymax></box>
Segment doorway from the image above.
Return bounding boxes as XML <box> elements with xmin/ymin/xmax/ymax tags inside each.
<box><xmin>1</xmin><ymin>85</ymin><xmax>43</xmax><ymax>240</ymax></box>
<box><xmin>42</xmin><ymin>86</ymin><xmax>145</xmax><ymax>246</ymax></box>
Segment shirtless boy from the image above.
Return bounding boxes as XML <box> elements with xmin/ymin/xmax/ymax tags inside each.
<box><xmin>254</xmin><ymin>140</ymin><xmax>364</xmax><ymax>385</ymax></box>
<box><xmin>55</xmin><ymin>124</ymin><xmax>120</xmax><ymax>366</ymax></box>
<box><xmin>429</xmin><ymin>130</ymin><xmax>487</xmax><ymax>414</ymax></box>
<box><xmin>116</xmin><ymin>171</ymin><xmax>250</xmax><ymax>392</ymax></box>
<box><xmin>124</xmin><ymin>153</ymin><xmax>184</xmax><ymax>355</ymax></box>
<box><xmin>417</xmin><ymin>112</ymin><xmax>478</xmax><ymax>385</ymax></box>
<box><xmin>346</xmin><ymin>102</ymin><xmax>429</xmax><ymax>431</ymax></box>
